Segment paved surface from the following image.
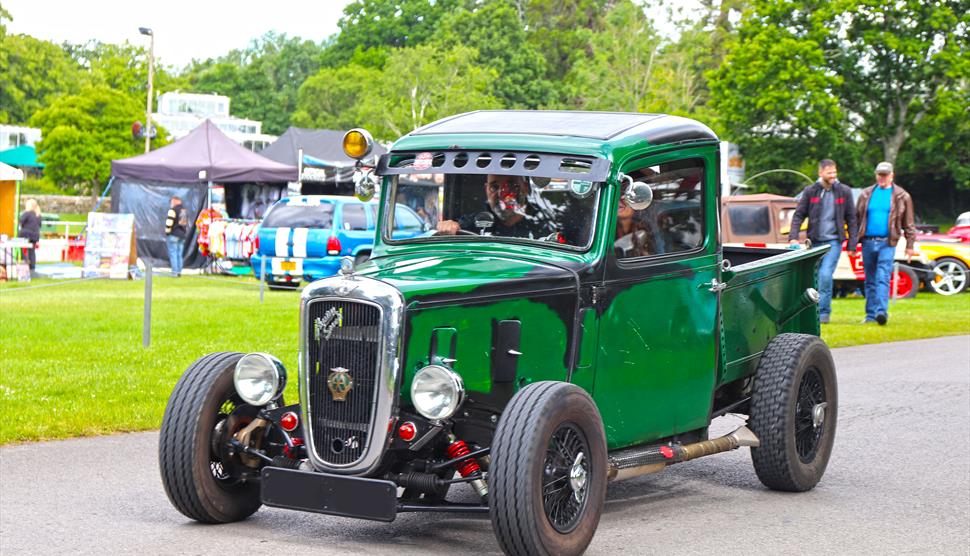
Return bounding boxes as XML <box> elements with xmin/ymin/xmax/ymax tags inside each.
<box><xmin>2</xmin><ymin>336</ymin><xmax>969</xmax><ymax>555</ymax></box>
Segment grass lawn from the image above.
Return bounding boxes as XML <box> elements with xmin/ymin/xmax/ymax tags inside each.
<box><xmin>1</xmin><ymin>276</ymin><xmax>968</xmax><ymax>444</ymax></box>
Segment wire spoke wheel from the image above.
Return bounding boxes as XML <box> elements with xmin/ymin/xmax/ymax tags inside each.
<box><xmin>542</xmin><ymin>423</ymin><xmax>590</xmax><ymax>534</ymax></box>
<box><xmin>794</xmin><ymin>367</ymin><xmax>826</xmax><ymax>463</ymax></box>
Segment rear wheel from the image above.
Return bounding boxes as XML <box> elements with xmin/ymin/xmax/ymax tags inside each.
<box><xmin>749</xmin><ymin>334</ymin><xmax>838</xmax><ymax>492</ymax></box>
<box><xmin>928</xmin><ymin>258</ymin><xmax>969</xmax><ymax>295</ymax></box>
<box><xmin>159</xmin><ymin>352</ymin><xmax>263</xmax><ymax>523</ymax></box>
<box><xmin>354</xmin><ymin>251</ymin><xmax>371</xmax><ymax>267</ymax></box>
<box><xmin>890</xmin><ymin>265</ymin><xmax>918</xmax><ymax>298</ymax></box>
<box><xmin>489</xmin><ymin>382</ymin><xmax>607</xmax><ymax>556</ymax></box>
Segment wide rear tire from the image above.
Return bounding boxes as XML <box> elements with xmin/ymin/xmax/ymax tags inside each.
<box><xmin>749</xmin><ymin>334</ymin><xmax>837</xmax><ymax>492</ymax></box>
<box><xmin>489</xmin><ymin>382</ymin><xmax>607</xmax><ymax>556</ymax></box>
<box><xmin>159</xmin><ymin>352</ymin><xmax>262</xmax><ymax>523</ymax></box>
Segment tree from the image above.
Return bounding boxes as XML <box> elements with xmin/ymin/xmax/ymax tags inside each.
<box><xmin>356</xmin><ymin>44</ymin><xmax>501</xmax><ymax>139</ymax></box>
<box><xmin>320</xmin><ymin>0</ymin><xmax>466</xmax><ymax>67</ymax></box>
<box><xmin>30</xmin><ymin>86</ymin><xmax>168</xmax><ymax>195</ymax></box>
<box><xmin>709</xmin><ymin>0</ymin><xmax>969</xmax><ymax>189</ymax></box>
<box><xmin>520</xmin><ymin>0</ymin><xmax>612</xmax><ymax>86</ymax></box>
<box><xmin>433</xmin><ymin>1</ymin><xmax>555</xmax><ymax>109</ymax></box>
<box><xmin>0</xmin><ymin>32</ymin><xmax>83</xmax><ymax>124</ymax></box>
<box><xmin>292</xmin><ymin>64</ymin><xmax>381</xmax><ymax>130</ymax></box>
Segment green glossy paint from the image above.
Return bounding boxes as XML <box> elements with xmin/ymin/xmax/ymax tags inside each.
<box><xmin>332</xmin><ymin>113</ymin><xmax>826</xmax><ymax>452</ymax></box>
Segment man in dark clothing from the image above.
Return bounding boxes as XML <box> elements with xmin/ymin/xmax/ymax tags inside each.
<box><xmin>18</xmin><ymin>198</ymin><xmax>42</xmax><ymax>271</ymax></box>
<box><xmin>855</xmin><ymin>162</ymin><xmax>916</xmax><ymax>326</ymax></box>
<box><xmin>165</xmin><ymin>196</ymin><xmax>188</xmax><ymax>276</ymax></box>
<box><xmin>437</xmin><ymin>175</ymin><xmax>542</xmax><ymax>239</ymax></box>
<box><xmin>789</xmin><ymin>159</ymin><xmax>858</xmax><ymax>323</ymax></box>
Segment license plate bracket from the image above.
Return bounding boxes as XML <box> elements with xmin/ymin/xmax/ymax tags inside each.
<box><xmin>260</xmin><ymin>467</ymin><xmax>398</xmax><ymax>522</ymax></box>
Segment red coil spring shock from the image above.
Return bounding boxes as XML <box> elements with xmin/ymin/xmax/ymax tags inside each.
<box><xmin>446</xmin><ymin>439</ymin><xmax>481</xmax><ymax>477</ymax></box>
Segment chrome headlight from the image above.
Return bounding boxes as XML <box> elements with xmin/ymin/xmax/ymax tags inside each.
<box><xmin>410</xmin><ymin>364</ymin><xmax>465</xmax><ymax>421</ymax></box>
<box><xmin>233</xmin><ymin>353</ymin><xmax>286</xmax><ymax>406</ymax></box>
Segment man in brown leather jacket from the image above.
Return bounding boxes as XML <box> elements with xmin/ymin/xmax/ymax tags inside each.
<box><xmin>855</xmin><ymin>162</ymin><xmax>916</xmax><ymax>325</ymax></box>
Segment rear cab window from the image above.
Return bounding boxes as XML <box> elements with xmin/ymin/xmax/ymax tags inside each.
<box><xmin>262</xmin><ymin>204</ymin><xmax>334</xmax><ymax>229</ymax></box>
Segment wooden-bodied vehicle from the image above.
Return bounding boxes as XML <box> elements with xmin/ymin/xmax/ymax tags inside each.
<box><xmin>160</xmin><ymin>112</ymin><xmax>838</xmax><ymax>555</ymax></box>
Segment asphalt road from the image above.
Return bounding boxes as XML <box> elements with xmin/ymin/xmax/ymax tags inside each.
<box><xmin>2</xmin><ymin>336</ymin><xmax>969</xmax><ymax>555</ymax></box>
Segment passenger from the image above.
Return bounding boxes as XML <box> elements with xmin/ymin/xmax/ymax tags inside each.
<box><xmin>614</xmin><ymin>199</ymin><xmax>654</xmax><ymax>258</ymax></box>
<box><xmin>436</xmin><ymin>174</ymin><xmax>540</xmax><ymax>238</ymax></box>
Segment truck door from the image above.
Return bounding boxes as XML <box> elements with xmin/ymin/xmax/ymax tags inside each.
<box><xmin>594</xmin><ymin>150</ymin><xmax>720</xmax><ymax>448</ymax></box>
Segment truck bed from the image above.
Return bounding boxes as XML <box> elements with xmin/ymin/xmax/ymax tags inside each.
<box><xmin>717</xmin><ymin>245</ymin><xmax>829</xmax><ymax>387</ymax></box>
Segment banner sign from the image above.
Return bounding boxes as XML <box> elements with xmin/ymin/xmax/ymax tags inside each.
<box><xmin>83</xmin><ymin>212</ymin><xmax>136</xmax><ymax>279</ymax></box>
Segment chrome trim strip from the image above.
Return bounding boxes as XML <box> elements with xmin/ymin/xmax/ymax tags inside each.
<box><xmin>299</xmin><ymin>274</ymin><xmax>405</xmax><ymax>476</ymax></box>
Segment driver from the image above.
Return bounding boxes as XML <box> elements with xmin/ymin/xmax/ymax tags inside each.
<box><xmin>436</xmin><ymin>174</ymin><xmax>540</xmax><ymax>238</ymax></box>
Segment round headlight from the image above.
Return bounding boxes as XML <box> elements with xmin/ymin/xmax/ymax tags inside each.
<box><xmin>342</xmin><ymin>128</ymin><xmax>374</xmax><ymax>159</ymax></box>
<box><xmin>410</xmin><ymin>364</ymin><xmax>464</xmax><ymax>421</ymax></box>
<box><xmin>233</xmin><ymin>353</ymin><xmax>286</xmax><ymax>406</ymax></box>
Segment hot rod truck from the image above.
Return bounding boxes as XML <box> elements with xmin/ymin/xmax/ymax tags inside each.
<box><xmin>160</xmin><ymin>111</ymin><xmax>837</xmax><ymax>556</ymax></box>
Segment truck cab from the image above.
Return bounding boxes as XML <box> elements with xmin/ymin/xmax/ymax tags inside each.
<box><xmin>160</xmin><ymin>112</ymin><xmax>837</xmax><ymax>556</ymax></box>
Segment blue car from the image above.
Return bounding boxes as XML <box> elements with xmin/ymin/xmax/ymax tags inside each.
<box><xmin>251</xmin><ymin>195</ymin><xmax>426</xmax><ymax>286</ymax></box>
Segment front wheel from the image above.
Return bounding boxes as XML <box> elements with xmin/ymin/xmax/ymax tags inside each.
<box><xmin>489</xmin><ymin>382</ymin><xmax>607</xmax><ymax>556</ymax></box>
<box><xmin>159</xmin><ymin>352</ymin><xmax>263</xmax><ymax>523</ymax></box>
<box><xmin>749</xmin><ymin>334</ymin><xmax>838</xmax><ymax>492</ymax></box>
<box><xmin>928</xmin><ymin>257</ymin><xmax>969</xmax><ymax>295</ymax></box>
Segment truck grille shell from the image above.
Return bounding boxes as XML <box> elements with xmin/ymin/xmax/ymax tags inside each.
<box><xmin>306</xmin><ymin>300</ymin><xmax>381</xmax><ymax>466</ymax></box>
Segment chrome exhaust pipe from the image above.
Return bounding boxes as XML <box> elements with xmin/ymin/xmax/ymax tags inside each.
<box><xmin>607</xmin><ymin>426</ymin><xmax>760</xmax><ymax>482</ymax></box>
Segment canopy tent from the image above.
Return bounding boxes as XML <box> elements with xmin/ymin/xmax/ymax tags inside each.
<box><xmin>110</xmin><ymin>120</ymin><xmax>298</xmax><ymax>269</ymax></box>
<box><xmin>0</xmin><ymin>145</ymin><xmax>44</xmax><ymax>168</ymax></box>
<box><xmin>259</xmin><ymin>127</ymin><xmax>387</xmax><ymax>194</ymax></box>
<box><xmin>1</xmin><ymin>162</ymin><xmax>24</xmax><ymax>238</ymax></box>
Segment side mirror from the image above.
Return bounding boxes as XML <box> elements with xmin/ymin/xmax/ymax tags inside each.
<box><xmin>353</xmin><ymin>169</ymin><xmax>379</xmax><ymax>202</ymax></box>
<box><xmin>620</xmin><ymin>173</ymin><xmax>654</xmax><ymax>211</ymax></box>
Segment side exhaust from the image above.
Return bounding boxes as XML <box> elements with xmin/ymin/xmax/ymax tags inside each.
<box><xmin>607</xmin><ymin>426</ymin><xmax>760</xmax><ymax>482</ymax></box>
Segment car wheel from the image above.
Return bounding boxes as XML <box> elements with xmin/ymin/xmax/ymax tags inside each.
<box><xmin>159</xmin><ymin>352</ymin><xmax>263</xmax><ymax>523</ymax></box>
<box><xmin>489</xmin><ymin>382</ymin><xmax>607</xmax><ymax>556</ymax></box>
<box><xmin>890</xmin><ymin>265</ymin><xmax>918</xmax><ymax>298</ymax></box>
<box><xmin>928</xmin><ymin>257</ymin><xmax>969</xmax><ymax>295</ymax></box>
<box><xmin>749</xmin><ymin>333</ymin><xmax>838</xmax><ymax>492</ymax></box>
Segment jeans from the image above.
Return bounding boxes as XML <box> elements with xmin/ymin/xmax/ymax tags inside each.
<box><xmin>166</xmin><ymin>235</ymin><xmax>184</xmax><ymax>276</ymax></box>
<box><xmin>862</xmin><ymin>238</ymin><xmax>894</xmax><ymax>320</ymax></box>
<box><xmin>816</xmin><ymin>239</ymin><xmax>843</xmax><ymax>318</ymax></box>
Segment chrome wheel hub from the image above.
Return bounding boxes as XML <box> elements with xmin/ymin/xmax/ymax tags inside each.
<box><xmin>569</xmin><ymin>451</ymin><xmax>587</xmax><ymax>503</ymax></box>
<box><xmin>813</xmin><ymin>402</ymin><xmax>828</xmax><ymax>428</ymax></box>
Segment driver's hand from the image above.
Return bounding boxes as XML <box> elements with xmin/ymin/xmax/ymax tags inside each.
<box><xmin>436</xmin><ymin>220</ymin><xmax>460</xmax><ymax>235</ymax></box>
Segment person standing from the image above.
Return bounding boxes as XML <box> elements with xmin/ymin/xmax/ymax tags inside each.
<box><xmin>855</xmin><ymin>162</ymin><xmax>916</xmax><ymax>325</ymax></box>
<box><xmin>18</xmin><ymin>198</ymin><xmax>42</xmax><ymax>273</ymax></box>
<box><xmin>789</xmin><ymin>159</ymin><xmax>858</xmax><ymax>323</ymax></box>
<box><xmin>165</xmin><ymin>195</ymin><xmax>188</xmax><ymax>277</ymax></box>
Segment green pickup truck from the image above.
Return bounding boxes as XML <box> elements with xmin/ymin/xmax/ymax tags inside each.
<box><xmin>160</xmin><ymin>111</ymin><xmax>837</xmax><ymax>556</ymax></box>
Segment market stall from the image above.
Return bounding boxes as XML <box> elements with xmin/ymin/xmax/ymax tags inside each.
<box><xmin>110</xmin><ymin>120</ymin><xmax>297</xmax><ymax>269</ymax></box>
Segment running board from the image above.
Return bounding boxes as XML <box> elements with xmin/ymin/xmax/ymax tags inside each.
<box><xmin>607</xmin><ymin>426</ymin><xmax>760</xmax><ymax>482</ymax></box>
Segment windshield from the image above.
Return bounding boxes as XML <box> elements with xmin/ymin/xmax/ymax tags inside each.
<box><xmin>262</xmin><ymin>204</ymin><xmax>334</xmax><ymax>229</ymax></box>
<box><xmin>385</xmin><ymin>173</ymin><xmax>601</xmax><ymax>249</ymax></box>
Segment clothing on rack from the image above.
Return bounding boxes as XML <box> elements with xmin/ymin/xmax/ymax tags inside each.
<box><xmin>196</xmin><ymin>215</ymin><xmax>259</xmax><ymax>260</ymax></box>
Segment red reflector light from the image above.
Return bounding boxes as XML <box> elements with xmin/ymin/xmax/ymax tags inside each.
<box><xmin>326</xmin><ymin>236</ymin><xmax>341</xmax><ymax>255</ymax></box>
<box><xmin>280</xmin><ymin>411</ymin><xmax>299</xmax><ymax>432</ymax></box>
<box><xmin>398</xmin><ymin>421</ymin><xmax>417</xmax><ymax>442</ymax></box>
<box><xmin>255</xmin><ymin>234</ymin><xmax>260</xmax><ymax>251</ymax></box>
<box><xmin>660</xmin><ymin>445</ymin><xmax>674</xmax><ymax>459</ymax></box>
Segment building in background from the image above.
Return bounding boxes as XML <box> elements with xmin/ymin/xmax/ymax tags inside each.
<box><xmin>153</xmin><ymin>92</ymin><xmax>276</xmax><ymax>151</ymax></box>
<box><xmin>0</xmin><ymin>124</ymin><xmax>42</xmax><ymax>151</ymax></box>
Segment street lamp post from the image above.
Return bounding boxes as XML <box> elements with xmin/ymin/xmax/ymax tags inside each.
<box><xmin>139</xmin><ymin>27</ymin><xmax>154</xmax><ymax>153</ymax></box>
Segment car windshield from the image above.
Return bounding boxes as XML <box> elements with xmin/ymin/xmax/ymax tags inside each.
<box><xmin>262</xmin><ymin>204</ymin><xmax>334</xmax><ymax>229</ymax></box>
<box><xmin>384</xmin><ymin>173</ymin><xmax>601</xmax><ymax>249</ymax></box>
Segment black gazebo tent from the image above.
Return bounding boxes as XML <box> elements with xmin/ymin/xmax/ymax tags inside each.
<box><xmin>259</xmin><ymin>127</ymin><xmax>387</xmax><ymax>194</ymax></box>
<box><xmin>110</xmin><ymin>120</ymin><xmax>298</xmax><ymax>269</ymax></box>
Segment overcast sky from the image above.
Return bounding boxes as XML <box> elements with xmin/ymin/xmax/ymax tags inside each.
<box><xmin>4</xmin><ymin>0</ymin><xmax>701</xmax><ymax>69</ymax></box>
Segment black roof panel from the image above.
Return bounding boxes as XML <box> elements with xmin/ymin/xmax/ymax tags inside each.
<box><xmin>411</xmin><ymin>110</ymin><xmax>667</xmax><ymax>140</ymax></box>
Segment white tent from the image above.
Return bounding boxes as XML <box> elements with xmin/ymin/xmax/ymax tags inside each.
<box><xmin>0</xmin><ymin>161</ymin><xmax>24</xmax><ymax>181</ymax></box>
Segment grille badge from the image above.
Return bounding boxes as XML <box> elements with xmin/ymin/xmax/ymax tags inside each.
<box><xmin>327</xmin><ymin>367</ymin><xmax>354</xmax><ymax>401</ymax></box>
<box><xmin>314</xmin><ymin>307</ymin><xmax>343</xmax><ymax>341</ymax></box>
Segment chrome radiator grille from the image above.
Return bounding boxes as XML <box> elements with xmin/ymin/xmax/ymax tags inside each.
<box><xmin>306</xmin><ymin>299</ymin><xmax>381</xmax><ymax>466</ymax></box>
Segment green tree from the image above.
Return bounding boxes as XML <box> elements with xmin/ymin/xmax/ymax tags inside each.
<box><xmin>320</xmin><ymin>0</ymin><xmax>466</xmax><ymax>67</ymax></box>
<box><xmin>357</xmin><ymin>44</ymin><xmax>501</xmax><ymax>139</ymax></box>
<box><xmin>0</xmin><ymin>32</ymin><xmax>83</xmax><ymax>124</ymax></box>
<box><xmin>520</xmin><ymin>0</ymin><xmax>612</xmax><ymax>86</ymax></box>
<box><xmin>709</xmin><ymin>0</ymin><xmax>969</xmax><ymax>189</ymax></box>
<box><xmin>30</xmin><ymin>86</ymin><xmax>168</xmax><ymax>195</ymax></box>
<box><xmin>292</xmin><ymin>64</ymin><xmax>381</xmax><ymax>130</ymax></box>
<box><xmin>433</xmin><ymin>0</ymin><xmax>555</xmax><ymax>109</ymax></box>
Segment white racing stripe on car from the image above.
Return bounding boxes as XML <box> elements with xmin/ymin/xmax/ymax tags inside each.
<box><xmin>275</xmin><ymin>227</ymin><xmax>291</xmax><ymax>257</ymax></box>
<box><xmin>291</xmin><ymin>228</ymin><xmax>309</xmax><ymax>258</ymax></box>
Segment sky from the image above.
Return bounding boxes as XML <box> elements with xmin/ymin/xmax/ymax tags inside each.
<box><xmin>4</xmin><ymin>0</ymin><xmax>701</xmax><ymax>69</ymax></box>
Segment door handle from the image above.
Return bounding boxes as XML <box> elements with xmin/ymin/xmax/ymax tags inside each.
<box><xmin>704</xmin><ymin>278</ymin><xmax>727</xmax><ymax>293</ymax></box>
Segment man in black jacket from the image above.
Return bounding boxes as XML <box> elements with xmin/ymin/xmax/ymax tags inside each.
<box><xmin>165</xmin><ymin>196</ymin><xmax>187</xmax><ymax>276</ymax></box>
<box><xmin>789</xmin><ymin>159</ymin><xmax>858</xmax><ymax>323</ymax></box>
